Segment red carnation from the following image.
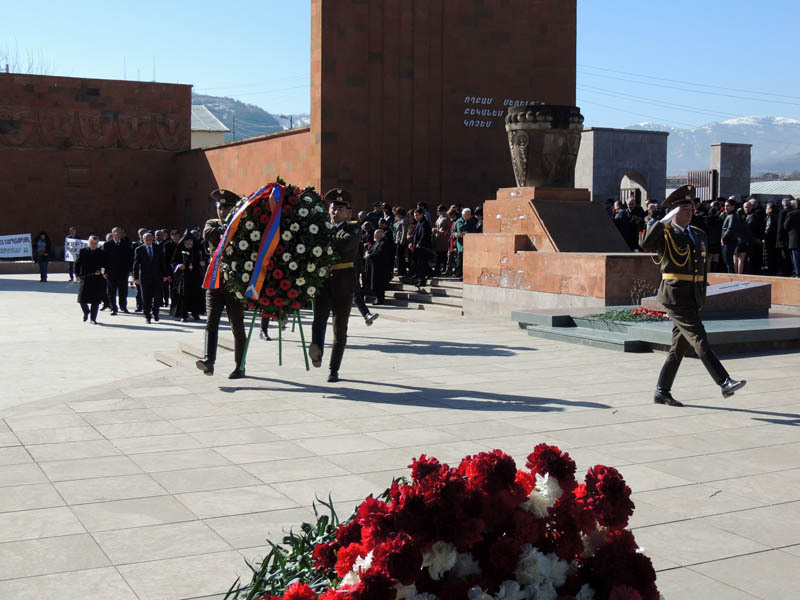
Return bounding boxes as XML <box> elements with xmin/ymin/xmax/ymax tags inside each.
<box><xmin>287</xmin><ymin>289</ymin><xmax>299</xmax><ymax>299</ymax></box>
<box><xmin>267</xmin><ymin>260</ymin><xmax>275</xmax><ymax>270</ymax></box>
<box><xmin>373</xmin><ymin>533</ymin><xmax>421</xmax><ymax>585</ymax></box>
<box><xmin>585</xmin><ymin>465</ymin><xmax>634</xmax><ymax>529</ymax></box>
<box><xmin>280</xmin><ymin>279</ymin><xmax>292</xmax><ymax>291</ymax></box>
<box><xmin>526</xmin><ymin>444</ymin><xmax>577</xmax><ymax>492</ymax></box>
<box><xmin>265</xmin><ymin>287</ymin><xmax>276</xmax><ymax>297</ymax></box>
<box><xmin>283</xmin><ymin>582</ymin><xmax>317</xmax><ymax>600</ymax></box>
<box><xmin>409</xmin><ymin>454</ymin><xmax>442</xmax><ymax>483</ymax></box>
<box><xmin>336</xmin><ymin>520</ymin><xmax>363</xmax><ymax>547</ymax></box>
<box><xmin>609</xmin><ymin>587</ymin><xmax>644</xmax><ymax>600</ymax></box>
<box><xmin>276</xmin><ymin>245</ymin><xmax>285</xmax><ymax>254</ymax></box>
<box><xmin>260</xmin><ymin>214</ymin><xmax>269</xmax><ymax>224</ymax></box>
<box><xmin>274</xmin><ymin>297</ymin><xmax>285</xmax><ymax>307</ymax></box>
<box><xmin>312</xmin><ymin>541</ymin><xmax>337</xmax><ymax>571</ymax></box>
<box><xmin>458</xmin><ymin>449</ymin><xmax>518</xmax><ymax>493</ymax></box>
<box><xmin>291</xmin><ymin>301</ymin><xmax>301</xmax><ymax>309</ymax></box>
<box><xmin>512</xmin><ymin>508</ymin><xmax>543</xmax><ymax>544</ymax></box>
<box><xmin>273</xmin><ymin>269</ymin><xmax>284</xmax><ymax>280</ymax></box>
<box><xmin>283</xmin><ymin>204</ymin><xmax>292</xmax><ymax>215</ymax></box>
<box><xmin>586</xmin><ymin>531</ymin><xmax>658</xmax><ymax>600</ymax></box>
<box><xmin>335</xmin><ymin>542</ymin><xmax>367</xmax><ymax>578</ymax></box>
<box><xmin>288</xmin><ymin>195</ymin><xmax>299</xmax><ymax>205</ymax></box>
<box><xmin>350</xmin><ymin>568</ymin><xmax>396</xmax><ymax>600</ymax></box>
<box><xmin>489</xmin><ymin>534</ymin><xmax>522</xmax><ymax>579</ymax></box>
<box><xmin>253</xmin><ymin>206</ymin><xmax>262</xmax><ymax>216</ymax></box>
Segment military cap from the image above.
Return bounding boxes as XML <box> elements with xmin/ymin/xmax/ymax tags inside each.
<box><xmin>663</xmin><ymin>185</ymin><xmax>697</xmax><ymax>210</ymax></box>
<box><xmin>323</xmin><ymin>188</ymin><xmax>352</xmax><ymax>209</ymax></box>
<box><xmin>209</xmin><ymin>188</ymin><xmax>241</xmax><ymax>208</ymax></box>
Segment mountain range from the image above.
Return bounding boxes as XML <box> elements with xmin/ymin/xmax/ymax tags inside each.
<box><xmin>626</xmin><ymin>116</ymin><xmax>800</xmax><ymax>176</ymax></box>
<box><xmin>191</xmin><ymin>93</ymin><xmax>310</xmax><ymax>143</ymax></box>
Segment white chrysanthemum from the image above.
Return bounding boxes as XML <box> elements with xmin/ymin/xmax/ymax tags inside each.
<box><xmin>296</xmin><ymin>244</ymin><xmax>306</xmax><ymax>254</ymax></box>
<box><xmin>307</xmin><ymin>263</ymin><xmax>316</xmax><ymax>272</ymax></box>
<box><xmin>282</xmin><ymin>231</ymin><xmax>292</xmax><ymax>241</ymax></box>
<box><xmin>296</xmin><ymin>277</ymin><xmax>306</xmax><ymax>286</ymax></box>
<box><xmin>250</xmin><ymin>230</ymin><xmax>261</xmax><ymax>242</ymax></box>
<box><xmin>326</xmin><ymin>246</ymin><xmax>334</xmax><ymax>254</ymax></box>
<box><xmin>238</xmin><ymin>240</ymin><xmax>249</xmax><ymax>250</ymax></box>
<box><xmin>309</xmin><ymin>224</ymin><xmax>319</xmax><ymax>234</ymax></box>
<box><xmin>235</xmin><ymin>291</ymin><xmax>243</xmax><ymax>299</ymax></box>
<box><xmin>453</xmin><ymin>552</ymin><xmax>481</xmax><ymax>578</ymax></box>
<box><xmin>312</xmin><ymin>246</ymin><xmax>323</xmax><ymax>257</ymax></box>
<box><xmin>522</xmin><ymin>473</ymin><xmax>563</xmax><ymax>518</ymax></box>
<box><xmin>231</xmin><ymin>261</ymin><xmax>237</xmax><ymax>271</ymax></box>
<box><xmin>250</xmin><ymin>252</ymin><xmax>258</xmax><ymax>261</ymax></box>
<box><xmin>303</xmin><ymin>195</ymin><xmax>313</xmax><ymax>203</ymax></box>
<box><xmin>315</xmin><ymin>205</ymin><xmax>325</xmax><ymax>213</ymax></box>
<box><xmin>288</xmin><ymin>261</ymin><xmax>298</xmax><ymax>271</ymax></box>
<box><xmin>514</xmin><ymin>545</ymin><xmax>569</xmax><ymax>600</ymax></box>
<box><xmin>422</xmin><ymin>541</ymin><xmax>457</xmax><ymax>581</ymax></box>
<box><xmin>576</xmin><ymin>584</ymin><xmax>596</xmax><ymax>600</ymax></box>
<box><xmin>244</xmin><ymin>261</ymin><xmax>254</xmax><ymax>272</ymax></box>
<box><xmin>325</xmin><ymin>221</ymin><xmax>334</xmax><ymax>229</ymax></box>
<box><xmin>495</xmin><ymin>581</ymin><xmax>526</xmax><ymax>600</ymax></box>
<box><xmin>241</xmin><ymin>273</ymin><xmax>250</xmax><ymax>282</ymax></box>
<box><xmin>290</xmin><ymin>222</ymin><xmax>300</xmax><ymax>232</ymax></box>
<box><xmin>298</xmin><ymin>207</ymin><xmax>309</xmax><ymax>217</ymax></box>
<box><xmin>467</xmin><ymin>587</ymin><xmax>492</xmax><ymax>600</ymax></box>
<box><xmin>245</xmin><ymin>220</ymin><xmax>255</xmax><ymax>230</ymax></box>
<box><xmin>282</xmin><ymin>252</ymin><xmax>292</xmax><ymax>262</ymax></box>
<box><xmin>395</xmin><ymin>584</ymin><xmax>438</xmax><ymax>600</ymax></box>
<box><xmin>307</xmin><ymin>286</ymin><xmax>316</xmax><ymax>297</ymax></box>
<box><xmin>318</xmin><ymin>267</ymin><xmax>328</xmax><ymax>277</ymax></box>
<box><xmin>225</xmin><ymin>246</ymin><xmax>234</xmax><ymax>256</ymax></box>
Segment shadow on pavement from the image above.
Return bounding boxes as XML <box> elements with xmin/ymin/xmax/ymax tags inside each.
<box><xmin>220</xmin><ymin>377</ymin><xmax>607</xmax><ymax>414</ymax></box>
<box><xmin>686</xmin><ymin>403</ymin><xmax>800</xmax><ymax>426</ymax></box>
<box><xmin>346</xmin><ymin>337</ymin><xmax>536</xmax><ymax>358</ymax></box>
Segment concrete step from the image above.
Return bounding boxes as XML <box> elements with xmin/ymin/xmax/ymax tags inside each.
<box><xmin>387</xmin><ymin>283</ymin><xmax>463</xmax><ymax>298</ymax></box>
<box><xmin>511</xmin><ymin>310</ymin><xmax>575</xmax><ymax>329</ymax></box>
<box><xmin>525</xmin><ymin>325</ymin><xmax>652</xmax><ymax>353</ymax></box>
<box><xmin>389</xmin><ymin>291</ymin><xmax>463</xmax><ymax>308</ymax></box>
<box><xmin>384</xmin><ymin>297</ymin><xmax>463</xmax><ymax>315</ymax></box>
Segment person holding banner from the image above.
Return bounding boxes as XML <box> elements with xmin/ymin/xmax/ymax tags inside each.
<box><xmin>33</xmin><ymin>231</ymin><xmax>53</xmax><ymax>282</ymax></box>
<box><xmin>65</xmin><ymin>227</ymin><xmax>78</xmax><ymax>281</ymax></box>
<box><xmin>196</xmin><ymin>189</ymin><xmax>247</xmax><ymax>379</ymax></box>
<box><xmin>75</xmin><ymin>236</ymin><xmax>107</xmax><ymax>324</ymax></box>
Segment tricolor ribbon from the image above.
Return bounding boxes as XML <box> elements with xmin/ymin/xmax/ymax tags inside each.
<box><xmin>246</xmin><ymin>185</ymin><xmax>284</xmax><ymax>300</ymax></box>
<box><xmin>203</xmin><ymin>184</ymin><xmax>271</xmax><ymax>290</ymax></box>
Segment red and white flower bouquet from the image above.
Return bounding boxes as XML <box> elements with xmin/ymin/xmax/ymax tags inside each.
<box><xmin>229</xmin><ymin>445</ymin><xmax>659</xmax><ymax>600</ymax></box>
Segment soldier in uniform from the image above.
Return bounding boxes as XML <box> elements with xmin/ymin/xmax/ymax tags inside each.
<box><xmin>639</xmin><ymin>185</ymin><xmax>746</xmax><ymax>407</ymax></box>
<box><xmin>196</xmin><ymin>189</ymin><xmax>247</xmax><ymax>379</ymax></box>
<box><xmin>309</xmin><ymin>189</ymin><xmax>361</xmax><ymax>382</ymax></box>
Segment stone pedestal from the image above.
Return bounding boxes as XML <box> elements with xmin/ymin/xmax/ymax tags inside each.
<box><xmin>642</xmin><ymin>281</ymin><xmax>772</xmax><ymax>316</ymax></box>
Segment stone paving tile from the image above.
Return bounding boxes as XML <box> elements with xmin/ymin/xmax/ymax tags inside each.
<box><xmin>0</xmin><ymin>462</ymin><xmax>48</xmax><ymax>487</ymax></box>
<box><xmin>93</xmin><ymin>520</ymin><xmax>231</xmax><ymax>564</ymax></box>
<box><xmin>294</xmin><ymin>433</ymin><xmax>392</xmax><ymax>455</ymax></box>
<box><xmin>71</xmin><ymin>495</ymin><xmax>197</xmax><ymax>532</ymax></box>
<box><xmin>95</xmin><ymin>420</ymin><xmax>184</xmax><ymax>439</ymax></box>
<box><xmin>655</xmin><ymin>567</ymin><xmax>760</xmax><ymax>599</ymax></box>
<box><xmin>5</xmin><ymin>413</ymin><xmax>88</xmax><ymax>432</ymax></box>
<box><xmin>265</xmin><ymin>420</ymin><xmax>357</xmax><ymax>440</ymax></box>
<box><xmin>120</xmin><ymin>385</ymin><xmax>192</xmax><ymax>398</ymax></box>
<box><xmin>54</xmin><ymin>473</ymin><xmax>167</xmax><ymax>504</ymax></box>
<box><xmin>691</xmin><ymin>550</ymin><xmax>800</xmax><ymax>599</ymax></box>
<box><xmin>0</xmin><ymin>431</ymin><xmax>19</xmax><ymax>447</ymax></box>
<box><xmin>26</xmin><ymin>439</ymin><xmax>122</xmax><ymax>462</ymax></box>
<box><xmin>14</xmin><ymin>425</ymin><xmax>103</xmax><ymax>445</ymax></box>
<box><xmin>0</xmin><ymin>506</ymin><xmax>85</xmax><ymax>542</ymax></box>
<box><xmin>117</xmin><ymin>550</ymin><xmax>246</xmax><ymax>600</ymax></box>
<box><xmin>244</xmin><ymin>410</ymin><xmax>326</xmax><ymax>427</ymax></box>
<box><xmin>700</xmin><ymin>501</ymin><xmax>800</xmax><ymax>548</ymax></box>
<box><xmin>0</xmin><ymin>482</ymin><xmax>64</xmax><ymax>512</ymax></box>
<box><xmin>128</xmin><ymin>448</ymin><xmax>232</xmax><ymax>473</ymax></box>
<box><xmin>271</xmin><ymin>473</ymin><xmax>383</xmax><ymax>506</ymax></box>
<box><xmin>710</xmin><ymin>468</ymin><xmax>800</xmax><ymax>504</ymax></box>
<box><xmin>0</xmin><ymin>444</ymin><xmax>32</xmax><ymax>465</ymax></box>
<box><xmin>189</xmin><ymin>426</ymin><xmax>280</xmax><ymax>447</ymax></box>
<box><xmin>39</xmin><ymin>455</ymin><xmax>143</xmax><ymax>482</ymax></box>
<box><xmin>150</xmin><ymin>465</ymin><xmax>263</xmax><ymax>494</ymax></box>
<box><xmin>171</xmin><ymin>414</ymin><xmax>255</xmax><ymax>433</ymax></box>
<box><xmin>241</xmin><ymin>456</ymin><xmax>351</xmax><ymax>484</ymax></box>
<box><xmin>0</xmin><ymin>566</ymin><xmax>139</xmax><ymax>600</ymax></box>
<box><xmin>0</xmin><ymin>533</ymin><xmax>110</xmax><ymax>580</ymax></box>
<box><xmin>174</xmin><ymin>485</ymin><xmax>298</xmax><ymax>519</ymax></box>
<box><xmin>111</xmin><ymin>433</ymin><xmax>205</xmax><ymax>454</ymax></box>
<box><xmin>67</xmin><ymin>398</ymin><xmax>147</xmax><ymax>413</ymax></box>
<box><xmin>206</xmin><ymin>507</ymin><xmax>316</xmax><ymax>549</ymax></box>
<box><xmin>82</xmin><ymin>409</ymin><xmax>165</xmax><ymax>425</ymax></box>
<box><xmin>213</xmin><ymin>440</ymin><xmax>315</xmax><ymax>464</ymax></box>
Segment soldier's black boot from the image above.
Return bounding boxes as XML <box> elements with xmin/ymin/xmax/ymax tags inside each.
<box><xmin>700</xmin><ymin>351</ymin><xmax>746</xmax><ymax>397</ymax></box>
<box><xmin>328</xmin><ymin>344</ymin><xmax>345</xmax><ymax>383</ymax></box>
<box><xmin>228</xmin><ymin>367</ymin><xmax>246</xmax><ymax>380</ymax></box>
<box><xmin>196</xmin><ymin>331</ymin><xmax>216</xmax><ymax>376</ymax></box>
<box><xmin>654</xmin><ymin>358</ymin><xmax>683</xmax><ymax>407</ymax></box>
<box><xmin>720</xmin><ymin>377</ymin><xmax>747</xmax><ymax>398</ymax></box>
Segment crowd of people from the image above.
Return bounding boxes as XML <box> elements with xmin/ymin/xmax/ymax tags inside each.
<box><xmin>611</xmin><ymin>195</ymin><xmax>800</xmax><ymax>276</ymax></box>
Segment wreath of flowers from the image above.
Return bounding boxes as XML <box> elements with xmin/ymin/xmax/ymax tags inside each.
<box><xmin>234</xmin><ymin>444</ymin><xmax>659</xmax><ymax>600</ymax></box>
<box><xmin>219</xmin><ymin>179</ymin><xmax>339</xmax><ymax>318</ymax></box>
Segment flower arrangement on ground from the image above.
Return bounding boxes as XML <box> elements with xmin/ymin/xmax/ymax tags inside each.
<box><xmin>206</xmin><ymin>178</ymin><xmax>339</xmax><ymax>320</ymax></box>
<box><xmin>227</xmin><ymin>444</ymin><xmax>660</xmax><ymax>600</ymax></box>
<box><xmin>588</xmin><ymin>308</ymin><xmax>668</xmax><ymax>322</ymax></box>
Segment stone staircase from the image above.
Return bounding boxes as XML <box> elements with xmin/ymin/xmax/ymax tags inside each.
<box><xmin>384</xmin><ymin>277</ymin><xmax>464</xmax><ymax>315</ymax></box>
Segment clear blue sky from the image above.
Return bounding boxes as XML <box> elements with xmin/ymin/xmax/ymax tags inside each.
<box><xmin>5</xmin><ymin>0</ymin><xmax>800</xmax><ymax>129</ymax></box>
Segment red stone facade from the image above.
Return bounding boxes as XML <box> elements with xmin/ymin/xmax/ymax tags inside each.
<box><xmin>0</xmin><ymin>73</ymin><xmax>190</xmax><ymax>238</ymax></box>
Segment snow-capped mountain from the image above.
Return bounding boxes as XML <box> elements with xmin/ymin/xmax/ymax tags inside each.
<box><xmin>626</xmin><ymin>116</ymin><xmax>800</xmax><ymax>175</ymax></box>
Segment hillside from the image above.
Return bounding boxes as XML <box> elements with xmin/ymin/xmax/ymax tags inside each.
<box><xmin>191</xmin><ymin>93</ymin><xmax>309</xmax><ymax>142</ymax></box>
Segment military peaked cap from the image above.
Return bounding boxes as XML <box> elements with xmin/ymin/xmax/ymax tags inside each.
<box><xmin>323</xmin><ymin>188</ymin><xmax>352</xmax><ymax>209</ymax></box>
<box><xmin>663</xmin><ymin>184</ymin><xmax>697</xmax><ymax>210</ymax></box>
<box><xmin>209</xmin><ymin>188</ymin><xmax>241</xmax><ymax>208</ymax></box>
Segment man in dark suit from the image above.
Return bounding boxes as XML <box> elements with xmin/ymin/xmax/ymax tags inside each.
<box><xmin>161</xmin><ymin>230</ymin><xmax>180</xmax><ymax>308</ymax></box>
<box><xmin>639</xmin><ymin>185</ymin><xmax>746</xmax><ymax>407</ymax></box>
<box><xmin>409</xmin><ymin>207</ymin><xmax>433</xmax><ymax>289</ymax></box>
<box><xmin>104</xmin><ymin>226</ymin><xmax>133</xmax><ymax>315</ymax></box>
<box><xmin>364</xmin><ymin>228</ymin><xmax>394</xmax><ymax>304</ymax></box>
<box><xmin>133</xmin><ymin>231</ymin><xmax>167</xmax><ymax>324</ymax></box>
<box><xmin>309</xmin><ymin>189</ymin><xmax>361</xmax><ymax>383</ymax></box>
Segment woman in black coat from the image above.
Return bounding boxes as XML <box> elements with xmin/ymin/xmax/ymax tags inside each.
<box><xmin>75</xmin><ymin>236</ymin><xmax>107</xmax><ymax>324</ymax></box>
<box><xmin>169</xmin><ymin>231</ymin><xmax>205</xmax><ymax>321</ymax></box>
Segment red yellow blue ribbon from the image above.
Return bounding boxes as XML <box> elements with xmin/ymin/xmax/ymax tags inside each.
<box><xmin>246</xmin><ymin>185</ymin><xmax>284</xmax><ymax>300</ymax></box>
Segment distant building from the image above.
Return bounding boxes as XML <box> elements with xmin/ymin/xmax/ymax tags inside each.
<box><xmin>749</xmin><ymin>180</ymin><xmax>800</xmax><ymax>204</ymax></box>
<box><xmin>191</xmin><ymin>105</ymin><xmax>229</xmax><ymax>149</ymax></box>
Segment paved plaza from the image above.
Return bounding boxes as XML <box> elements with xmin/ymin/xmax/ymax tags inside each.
<box><xmin>2</xmin><ymin>273</ymin><xmax>800</xmax><ymax>599</ymax></box>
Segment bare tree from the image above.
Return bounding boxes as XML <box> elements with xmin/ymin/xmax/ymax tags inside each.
<box><xmin>0</xmin><ymin>40</ymin><xmax>55</xmax><ymax>75</ymax></box>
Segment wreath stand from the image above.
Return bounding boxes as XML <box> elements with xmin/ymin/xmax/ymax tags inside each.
<box><xmin>238</xmin><ymin>308</ymin><xmax>310</xmax><ymax>372</ymax></box>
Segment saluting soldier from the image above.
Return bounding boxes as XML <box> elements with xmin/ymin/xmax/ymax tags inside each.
<box><xmin>196</xmin><ymin>189</ymin><xmax>247</xmax><ymax>379</ymax></box>
<box><xmin>640</xmin><ymin>185</ymin><xmax>746</xmax><ymax>407</ymax></box>
<box><xmin>309</xmin><ymin>189</ymin><xmax>361</xmax><ymax>382</ymax></box>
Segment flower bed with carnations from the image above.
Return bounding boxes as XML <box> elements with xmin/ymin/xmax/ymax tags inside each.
<box><xmin>586</xmin><ymin>308</ymin><xmax>668</xmax><ymax>323</ymax></box>
<box><xmin>226</xmin><ymin>445</ymin><xmax>660</xmax><ymax>600</ymax></box>
<box><xmin>219</xmin><ymin>179</ymin><xmax>339</xmax><ymax>318</ymax></box>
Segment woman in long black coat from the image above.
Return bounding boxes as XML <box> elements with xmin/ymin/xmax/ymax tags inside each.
<box><xmin>75</xmin><ymin>236</ymin><xmax>107</xmax><ymax>324</ymax></box>
<box><xmin>169</xmin><ymin>231</ymin><xmax>205</xmax><ymax>321</ymax></box>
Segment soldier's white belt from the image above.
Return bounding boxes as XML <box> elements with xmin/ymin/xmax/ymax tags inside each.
<box><xmin>332</xmin><ymin>262</ymin><xmax>355</xmax><ymax>271</ymax></box>
<box><xmin>662</xmin><ymin>273</ymin><xmax>703</xmax><ymax>282</ymax></box>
